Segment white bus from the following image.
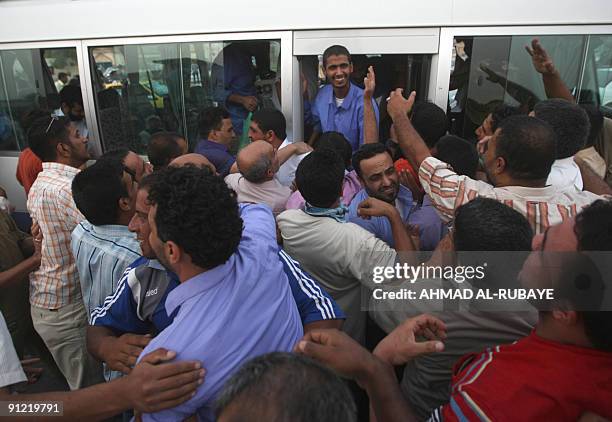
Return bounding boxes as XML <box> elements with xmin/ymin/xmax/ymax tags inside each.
<box><xmin>1</xmin><ymin>0</ymin><xmax>611</xmax><ymax>218</ymax></box>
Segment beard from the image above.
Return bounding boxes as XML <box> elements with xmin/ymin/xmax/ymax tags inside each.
<box><xmin>368</xmin><ymin>182</ymin><xmax>399</xmax><ymax>204</ymax></box>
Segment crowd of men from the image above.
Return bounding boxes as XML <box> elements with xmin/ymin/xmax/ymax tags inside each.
<box><xmin>0</xmin><ymin>39</ymin><xmax>611</xmax><ymax>421</ymax></box>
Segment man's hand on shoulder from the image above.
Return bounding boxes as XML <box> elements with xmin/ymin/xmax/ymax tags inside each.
<box><xmin>103</xmin><ymin>333</ymin><xmax>152</xmax><ymax>374</ymax></box>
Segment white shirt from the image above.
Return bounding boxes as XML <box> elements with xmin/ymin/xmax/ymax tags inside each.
<box><xmin>0</xmin><ymin>311</ymin><xmax>26</xmax><ymax>388</ymax></box>
<box><xmin>275</xmin><ymin>139</ymin><xmax>310</xmax><ymax>187</ymax></box>
<box><xmin>225</xmin><ymin>173</ymin><xmax>291</xmax><ymax>215</ymax></box>
<box><xmin>277</xmin><ymin>209</ymin><xmax>396</xmax><ymax>343</ymax></box>
<box><xmin>546</xmin><ymin>157</ymin><xmax>583</xmax><ymax>191</ymax></box>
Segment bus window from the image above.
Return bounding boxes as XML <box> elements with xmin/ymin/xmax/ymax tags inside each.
<box><xmin>0</xmin><ymin>47</ymin><xmax>78</xmax><ymax>152</ymax></box>
<box><xmin>447</xmin><ymin>34</ymin><xmax>612</xmax><ymax>140</ymax></box>
<box><xmin>90</xmin><ymin>39</ymin><xmax>280</xmax><ymax>154</ymax></box>
<box><xmin>298</xmin><ymin>54</ymin><xmax>431</xmax><ymax>144</ymax></box>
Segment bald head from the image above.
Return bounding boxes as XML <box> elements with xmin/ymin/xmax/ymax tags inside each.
<box><xmin>170</xmin><ymin>153</ymin><xmax>216</xmax><ymax>174</ymax></box>
<box><xmin>237</xmin><ymin>141</ymin><xmax>277</xmax><ymax>183</ymax></box>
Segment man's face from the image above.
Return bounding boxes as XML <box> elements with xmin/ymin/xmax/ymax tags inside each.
<box><xmin>66</xmin><ymin>102</ymin><xmax>85</xmax><ymax>122</ymax></box>
<box><xmin>324</xmin><ymin>54</ymin><xmax>352</xmax><ymax>91</ymax></box>
<box><xmin>482</xmin><ymin>129</ymin><xmax>502</xmax><ymax>185</ymax></box>
<box><xmin>123</xmin><ymin>151</ymin><xmax>148</xmax><ymax>183</ymax></box>
<box><xmin>65</xmin><ymin>122</ymin><xmax>90</xmax><ymax>164</ymax></box>
<box><xmin>475</xmin><ymin>113</ymin><xmax>494</xmax><ymax>141</ymax></box>
<box><xmin>519</xmin><ymin>219</ymin><xmax>578</xmax><ymax>290</ymax></box>
<box><xmin>128</xmin><ymin>188</ymin><xmax>155</xmax><ymax>258</ymax></box>
<box><xmin>248</xmin><ymin>121</ymin><xmax>266</xmax><ymax>143</ymax></box>
<box><xmin>359</xmin><ymin>152</ymin><xmax>399</xmax><ymax>203</ymax></box>
<box><xmin>121</xmin><ymin>168</ymin><xmax>138</xmax><ymax>214</ymax></box>
<box><xmin>216</xmin><ymin>118</ymin><xmax>236</xmax><ymax>144</ymax></box>
<box><xmin>147</xmin><ymin>204</ymin><xmax>173</xmax><ymax>271</ymax></box>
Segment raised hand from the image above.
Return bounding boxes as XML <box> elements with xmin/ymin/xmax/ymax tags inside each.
<box><xmin>387</xmin><ymin>89</ymin><xmax>416</xmax><ymax>120</ymax></box>
<box><xmin>525</xmin><ymin>38</ymin><xmax>556</xmax><ymax>75</ymax></box>
<box><xmin>364</xmin><ymin>66</ymin><xmax>376</xmax><ymax>100</ymax></box>
<box><xmin>373</xmin><ymin>314</ymin><xmax>446</xmax><ymax>366</ymax></box>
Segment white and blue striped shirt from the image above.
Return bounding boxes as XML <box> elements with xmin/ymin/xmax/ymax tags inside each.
<box><xmin>71</xmin><ymin>221</ymin><xmax>140</xmax><ymax>321</ymax></box>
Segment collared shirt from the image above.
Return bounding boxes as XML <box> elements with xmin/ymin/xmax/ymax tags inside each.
<box><xmin>225</xmin><ymin>173</ymin><xmax>291</xmax><ymax>215</ymax></box>
<box><xmin>419</xmin><ymin>156</ymin><xmax>602</xmax><ymax>234</ymax></box>
<box><xmin>27</xmin><ymin>162</ymin><xmax>85</xmax><ymax>309</ymax></box>
<box><xmin>312</xmin><ymin>82</ymin><xmax>379</xmax><ymax>151</ymax></box>
<box><xmin>194</xmin><ymin>139</ymin><xmax>235</xmax><ymax>177</ymax></box>
<box><xmin>211</xmin><ymin>43</ymin><xmax>257</xmax><ymax>135</ymax></box>
<box><xmin>275</xmin><ymin>138</ymin><xmax>310</xmax><ymax>187</ymax></box>
<box><xmin>277</xmin><ymin>209</ymin><xmax>396</xmax><ymax>343</ymax></box>
<box><xmin>139</xmin><ymin>204</ymin><xmax>303</xmax><ymax>422</ymax></box>
<box><xmin>16</xmin><ymin>147</ymin><xmax>43</xmax><ymax>196</ymax></box>
<box><xmin>0</xmin><ymin>311</ymin><xmax>26</xmax><ymax>388</ymax></box>
<box><xmin>70</xmin><ymin>221</ymin><xmax>140</xmax><ymax>320</ymax></box>
<box><xmin>405</xmin><ymin>195</ymin><xmax>447</xmax><ymax>251</ymax></box>
<box><xmin>546</xmin><ymin>156</ymin><xmax>583</xmax><ymax>191</ymax></box>
<box><xmin>286</xmin><ymin>170</ymin><xmax>362</xmax><ymax>210</ymax></box>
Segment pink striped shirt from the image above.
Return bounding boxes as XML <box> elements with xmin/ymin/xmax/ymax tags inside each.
<box><xmin>27</xmin><ymin>162</ymin><xmax>84</xmax><ymax>309</ymax></box>
<box><xmin>419</xmin><ymin>156</ymin><xmax>602</xmax><ymax>234</ymax></box>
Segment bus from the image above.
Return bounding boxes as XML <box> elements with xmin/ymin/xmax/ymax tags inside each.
<box><xmin>1</xmin><ymin>0</ymin><xmax>611</xmax><ymax>217</ymax></box>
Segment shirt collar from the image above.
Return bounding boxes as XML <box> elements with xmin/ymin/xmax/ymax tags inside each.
<box><xmin>165</xmin><ymin>255</ymin><xmax>235</xmax><ymax>315</ymax></box>
<box><xmin>42</xmin><ymin>162</ymin><xmax>81</xmax><ymax>177</ymax></box>
<box><xmin>199</xmin><ymin>139</ymin><xmax>229</xmax><ymax>152</ymax></box>
<box><xmin>86</xmin><ymin>222</ymin><xmax>134</xmax><ymax>238</ymax></box>
<box><xmin>327</xmin><ymin>82</ymin><xmax>358</xmax><ymax>109</ymax></box>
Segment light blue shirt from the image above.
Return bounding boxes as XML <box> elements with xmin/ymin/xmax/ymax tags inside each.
<box><xmin>71</xmin><ymin>221</ymin><xmax>140</xmax><ymax>320</ymax></box>
<box><xmin>312</xmin><ymin>82</ymin><xmax>379</xmax><ymax>151</ymax></box>
<box><xmin>139</xmin><ymin>204</ymin><xmax>303</xmax><ymax>422</ymax></box>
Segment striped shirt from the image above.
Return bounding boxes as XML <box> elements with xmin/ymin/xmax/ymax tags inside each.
<box><xmin>27</xmin><ymin>162</ymin><xmax>85</xmax><ymax>309</ymax></box>
<box><xmin>419</xmin><ymin>156</ymin><xmax>602</xmax><ymax>234</ymax></box>
<box><xmin>429</xmin><ymin>332</ymin><xmax>612</xmax><ymax>421</ymax></box>
<box><xmin>71</xmin><ymin>221</ymin><xmax>140</xmax><ymax>321</ymax></box>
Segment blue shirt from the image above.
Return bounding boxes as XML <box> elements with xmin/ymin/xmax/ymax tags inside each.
<box><xmin>194</xmin><ymin>139</ymin><xmax>235</xmax><ymax>177</ymax></box>
<box><xmin>312</xmin><ymin>82</ymin><xmax>379</xmax><ymax>151</ymax></box>
<box><xmin>139</xmin><ymin>204</ymin><xmax>303</xmax><ymax>422</ymax></box>
<box><xmin>90</xmin><ymin>251</ymin><xmax>343</xmax><ymax>335</ymax></box>
<box><xmin>348</xmin><ymin>186</ymin><xmax>413</xmax><ymax>248</ymax></box>
<box><xmin>211</xmin><ymin>43</ymin><xmax>257</xmax><ymax>135</ymax></box>
<box><xmin>70</xmin><ymin>221</ymin><xmax>140</xmax><ymax>320</ymax></box>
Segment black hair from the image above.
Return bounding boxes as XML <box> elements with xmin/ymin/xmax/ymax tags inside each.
<box><xmin>315</xmin><ymin>131</ymin><xmax>352</xmax><ymax>170</ymax></box>
<box><xmin>252</xmin><ymin>108</ymin><xmax>287</xmax><ymax>140</ymax></box>
<box><xmin>148</xmin><ymin>166</ymin><xmax>243</xmax><ymax>270</ymax></box>
<box><xmin>99</xmin><ymin>148</ymin><xmax>130</xmax><ymax>162</ymax></box>
<box><xmin>59</xmin><ymin>85</ymin><xmax>83</xmax><ymax>107</ymax></box>
<box><xmin>27</xmin><ymin>115</ymin><xmax>71</xmax><ymax>162</ymax></box>
<box><xmin>296</xmin><ymin>149</ymin><xmax>345</xmax><ymax>208</ymax></box>
<box><xmin>579</xmin><ymin>104</ymin><xmax>604</xmax><ymax>148</ymax></box>
<box><xmin>198</xmin><ymin>107</ymin><xmax>230</xmax><ymax>139</ymax></box>
<box><xmin>434</xmin><ymin>135</ymin><xmax>479</xmax><ymax>178</ymax></box>
<box><xmin>454</xmin><ymin>197</ymin><xmax>533</xmax><ymax>252</ymax></box>
<box><xmin>490</xmin><ymin>104</ymin><xmax>523</xmax><ymax>132</ymax></box>
<box><xmin>215</xmin><ymin>352</ymin><xmax>356</xmax><ymax>422</ymax></box>
<box><xmin>410</xmin><ymin>102</ymin><xmax>448</xmax><ymax>149</ymax></box>
<box><xmin>72</xmin><ymin>158</ymin><xmax>129</xmax><ymax>226</ymax></box>
<box><xmin>147</xmin><ymin>132</ymin><xmax>185</xmax><ymax>171</ymax></box>
<box><xmin>495</xmin><ymin>115</ymin><xmax>556</xmax><ymax>181</ymax></box>
<box><xmin>570</xmin><ymin>199</ymin><xmax>612</xmax><ymax>351</ymax></box>
<box><xmin>322</xmin><ymin>45</ymin><xmax>351</xmax><ymax>67</ymax></box>
<box><xmin>351</xmin><ymin>143</ymin><xmax>388</xmax><ymax>178</ymax></box>
<box><xmin>534</xmin><ymin>99</ymin><xmax>590</xmax><ymax>159</ymax></box>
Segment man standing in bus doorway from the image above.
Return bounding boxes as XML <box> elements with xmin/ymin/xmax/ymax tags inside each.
<box><xmin>310</xmin><ymin>45</ymin><xmax>379</xmax><ymax>152</ymax></box>
<box><xmin>54</xmin><ymin>85</ymin><xmax>89</xmax><ymax>140</ymax></box>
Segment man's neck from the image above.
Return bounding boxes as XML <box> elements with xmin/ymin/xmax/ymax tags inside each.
<box><xmin>333</xmin><ymin>83</ymin><xmax>350</xmax><ymax>100</ymax></box>
<box><xmin>208</xmin><ymin>137</ymin><xmax>226</xmax><ymax>146</ymax></box>
<box><xmin>494</xmin><ymin>176</ymin><xmax>547</xmax><ymax>189</ymax></box>
<box><xmin>535</xmin><ymin>315</ymin><xmax>594</xmax><ymax>349</ymax></box>
<box><xmin>54</xmin><ymin>157</ymin><xmax>82</xmax><ymax>169</ymax></box>
<box><xmin>176</xmin><ymin>263</ymin><xmax>208</xmax><ymax>284</ymax></box>
<box><xmin>270</xmin><ymin>137</ymin><xmax>283</xmax><ymax>149</ymax></box>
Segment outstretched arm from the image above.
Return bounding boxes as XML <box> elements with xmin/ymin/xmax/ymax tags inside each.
<box><xmin>364</xmin><ymin>66</ymin><xmax>379</xmax><ymax>144</ymax></box>
<box><xmin>526</xmin><ymin>38</ymin><xmax>575</xmax><ymax>102</ymax></box>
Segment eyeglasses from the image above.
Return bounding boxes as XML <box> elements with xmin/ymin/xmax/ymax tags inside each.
<box><xmin>45</xmin><ymin>115</ymin><xmax>59</xmax><ymax>133</ymax></box>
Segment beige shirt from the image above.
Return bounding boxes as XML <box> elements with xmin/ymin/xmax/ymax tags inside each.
<box><xmin>576</xmin><ymin>146</ymin><xmax>607</xmax><ymax>180</ymax></box>
<box><xmin>420</xmin><ymin>156</ymin><xmax>602</xmax><ymax>234</ymax></box>
<box><xmin>277</xmin><ymin>209</ymin><xmax>396</xmax><ymax>343</ymax></box>
<box><xmin>225</xmin><ymin>173</ymin><xmax>291</xmax><ymax>215</ymax></box>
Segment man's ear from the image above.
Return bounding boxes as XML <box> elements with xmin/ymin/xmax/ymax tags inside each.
<box><xmin>118</xmin><ymin>197</ymin><xmax>131</xmax><ymax>212</ymax></box>
<box><xmin>56</xmin><ymin>141</ymin><xmax>71</xmax><ymax>159</ymax></box>
<box><xmin>165</xmin><ymin>240</ymin><xmax>181</xmax><ymax>265</ymax></box>
<box><xmin>551</xmin><ymin>309</ymin><xmax>578</xmax><ymax>326</ymax></box>
<box><xmin>265</xmin><ymin>130</ymin><xmax>275</xmax><ymax>142</ymax></box>
<box><xmin>494</xmin><ymin>156</ymin><xmax>506</xmax><ymax>175</ymax></box>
